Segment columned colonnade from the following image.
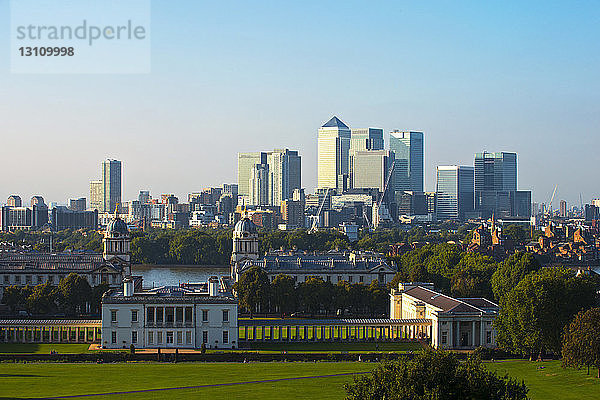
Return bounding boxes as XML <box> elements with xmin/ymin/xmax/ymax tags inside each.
<box><xmin>0</xmin><ymin>320</ymin><xmax>101</xmax><ymax>343</ymax></box>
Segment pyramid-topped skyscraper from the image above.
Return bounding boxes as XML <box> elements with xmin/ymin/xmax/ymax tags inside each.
<box><xmin>318</xmin><ymin>116</ymin><xmax>351</xmax><ymax>192</ymax></box>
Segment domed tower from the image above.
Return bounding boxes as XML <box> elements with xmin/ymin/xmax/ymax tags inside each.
<box><xmin>231</xmin><ymin>217</ymin><xmax>259</xmax><ymax>279</ymax></box>
<box><xmin>103</xmin><ymin>214</ymin><xmax>131</xmax><ymax>273</ymax></box>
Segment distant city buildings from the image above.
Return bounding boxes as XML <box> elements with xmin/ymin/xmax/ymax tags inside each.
<box><xmin>69</xmin><ymin>197</ymin><xmax>87</xmax><ymax>212</ymax></box>
<box><xmin>436</xmin><ymin>166</ymin><xmax>474</xmax><ymax>221</ymax></box>
<box><xmin>318</xmin><ymin>116</ymin><xmax>351</xmax><ymax>193</ymax></box>
<box><xmin>89</xmin><ymin>159</ymin><xmax>122</xmax><ymax>213</ymax></box>
<box><xmin>389</xmin><ymin>131</ymin><xmax>424</xmax><ymax>194</ymax></box>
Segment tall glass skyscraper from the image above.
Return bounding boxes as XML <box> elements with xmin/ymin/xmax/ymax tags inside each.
<box><xmin>318</xmin><ymin>116</ymin><xmax>351</xmax><ymax>193</ymax></box>
<box><xmin>389</xmin><ymin>131</ymin><xmax>424</xmax><ymax>193</ymax></box>
<box><xmin>436</xmin><ymin>165</ymin><xmax>474</xmax><ymax>221</ymax></box>
<box><xmin>350</xmin><ymin>128</ymin><xmax>384</xmax><ymax>153</ymax></box>
<box><xmin>474</xmin><ymin>152</ymin><xmax>517</xmax><ymax>218</ymax></box>
<box><xmin>238</xmin><ymin>152</ymin><xmax>267</xmax><ymax>197</ymax></box>
<box><xmin>102</xmin><ymin>159</ymin><xmax>122</xmax><ymax>213</ymax></box>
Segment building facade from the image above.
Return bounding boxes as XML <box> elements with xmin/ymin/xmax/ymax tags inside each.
<box><xmin>390</xmin><ymin>282</ymin><xmax>498</xmax><ymax>349</ymax></box>
<box><xmin>436</xmin><ymin>166</ymin><xmax>474</xmax><ymax>221</ymax></box>
<box><xmin>389</xmin><ymin>131</ymin><xmax>424</xmax><ymax>194</ymax></box>
<box><xmin>101</xmin><ymin>278</ymin><xmax>238</xmax><ymax>349</ymax></box>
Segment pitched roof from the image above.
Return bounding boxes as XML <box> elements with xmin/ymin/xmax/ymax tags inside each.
<box><xmin>322</xmin><ymin>116</ymin><xmax>349</xmax><ymax>129</ymax></box>
<box><xmin>403</xmin><ymin>286</ymin><xmax>493</xmax><ymax>314</ymax></box>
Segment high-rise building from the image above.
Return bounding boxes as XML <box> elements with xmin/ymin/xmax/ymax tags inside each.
<box><xmin>249</xmin><ymin>163</ymin><xmax>269</xmax><ymax>206</ymax></box>
<box><xmin>436</xmin><ymin>166</ymin><xmax>474</xmax><ymax>221</ymax></box>
<box><xmin>318</xmin><ymin>116</ymin><xmax>351</xmax><ymax>193</ymax></box>
<box><xmin>138</xmin><ymin>190</ymin><xmax>151</xmax><ymax>204</ymax></box>
<box><xmin>7</xmin><ymin>195</ymin><xmax>22</xmax><ymax>207</ymax></box>
<box><xmin>267</xmin><ymin>149</ymin><xmax>301</xmax><ymax>206</ymax></box>
<box><xmin>350</xmin><ymin>128</ymin><xmax>384</xmax><ymax>153</ymax></box>
<box><xmin>90</xmin><ymin>180</ymin><xmax>103</xmax><ymax>211</ymax></box>
<box><xmin>389</xmin><ymin>131</ymin><xmax>424</xmax><ymax>194</ymax></box>
<box><xmin>69</xmin><ymin>197</ymin><xmax>87</xmax><ymax>211</ymax></box>
<box><xmin>559</xmin><ymin>200</ymin><xmax>567</xmax><ymax>217</ymax></box>
<box><xmin>350</xmin><ymin>150</ymin><xmax>395</xmax><ymax>208</ymax></box>
<box><xmin>237</xmin><ymin>152</ymin><xmax>267</xmax><ymax>197</ymax></box>
<box><xmin>102</xmin><ymin>159</ymin><xmax>122</xmax><ymax>213</ymax></box>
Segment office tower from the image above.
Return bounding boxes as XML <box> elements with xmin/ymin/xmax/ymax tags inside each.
<box><xmin>397</xmin><ymin>191</ymin><xmax>428</xmax><ymax>216</ymax></box>
<box><xmin>389</xmin><ymin>131</ymin><xmax>424</xmax><ymax>193</ymax></box>
<box><xmin>7</xmin><ymin>195</ymin><xmax>22</xmax><ymax>207</ymax></box>
<box><xmin>102</xmin><ymin>159</ymin><xmax>122</xmax><ymax>213</ymax></box>
<box><xmin>474</xmin><ymin>151</ymin><xmax>516</xmax><ymax>218</ymax></box>
<box><xmin>238</xmin><ymin>152</ymin><xmax>267</xmax><ymax>197</ymax></box>
<box><xmin>350</xmin><ymin>128</ymin><xmax>384</xmax><ymax>153</ymax></box>
<box><xmin>51</xmin><ymin>206</ymin><xmax>98</xmax><ymax>231</ymax></box>
<box><xmin>69</xmin><ymin>197</ymin><xmax>87</xmax><ymax>212</ymax></box>
<box><xmin>249</xmin><ymin>163</ymin><xmax>269</xmax><ymax>206</ymax></box>
<box><xmin>90</xmin><ymin>180</ymin><xmax>103</xmax><ymax>211</ymax></box>
<box><xmin>30</xmin><ymin>196</ymin><xmax>45</xmax><ymax>207</ymax></box>
<box><xmin>436</xmin><ymin>166</ymin><xmax>474</xmax><ymax>221</ymax></box>
<box><xmin>267</xmin><ymin>149</ymin><xmax>301</xmax><ymax>206</ymax></box>
<box><xmin>222</xmin><ymin>184</ymin><xmax>239</xmax><ymax>198</ymax></box>
<box><xmin>350</xmin><ymin>150</ymin><xmax>395</xmax><ymax>194</ymax></box>
<box><xmin>318</xmin><ymin>116</ymin><xmax>351</xmax><ymax>192</ymax></box>
<box><xmin>138</xmin><ymin>190</ymin><xmax>151</xmax><ymax>204</ymax></box>
<box><xmin>512</xmin><ymin>191</ymin><xmax>532</xmax><ymax>218</ymax></box>
<box><xmin>559</xmin><ymin>200</ymin><xmax>567</xmax><ymax>217</ymax></box>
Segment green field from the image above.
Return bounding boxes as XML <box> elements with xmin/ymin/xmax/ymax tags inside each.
<box><xmin>486</xmin><ymin>360</ymin><xmax>600</xmax><ymax>400</ymax></box>
<box><xmin>0</xmin><ymin>343</ymin><xmax>93</xmax><ymax>354</ymax></box>
<box><xmin>0</xmin><ymin>362</ymin><xmax>373</xmax><ymax>399</ymax></box>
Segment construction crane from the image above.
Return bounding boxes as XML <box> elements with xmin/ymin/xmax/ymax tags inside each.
<box><xmin>546</xmin><ymin>184</ymin><xmax>558</xmax><ymax>216</ymax></box>
<box><xmin>310</xmin><ymin>187</ymin><xmax>330</xmax><ymax>232</ymax></box>
<box><xmin>373</xmin><ymin>160</ymin><xmax>396</xmax><ymax>230</ymax></box>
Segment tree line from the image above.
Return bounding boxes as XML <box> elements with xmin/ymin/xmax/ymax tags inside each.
<box><xmin>1</xmin><ymin>273</ymin><xmax>107</xmax><ymax>317</ymax></box>
<box><xmin>233</xmin><ymin>267</ymin><xmax>388</xmax><ymax>318</ymax></box>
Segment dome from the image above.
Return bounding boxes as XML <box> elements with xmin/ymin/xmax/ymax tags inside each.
<box><xmin>234</xmin><ymin>217</ymin><xmax>257</xmax><ymax>234</ymax></box>
<box><xmin>106</xmin><ymin>216</ymin><xmax>129</xmax><ymax>237</ymax></box>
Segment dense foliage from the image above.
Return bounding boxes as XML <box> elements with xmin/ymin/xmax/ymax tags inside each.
<box><xmin>233</xmin><ymin>267</ymin><xmax>388</xmax><ymax>317</ymax></box>
<box><xmin>494</xmin><ymin>268</ymin><xmax>598</xmax><ymax>358</ymax></box>
<box><xmin>562</xmin><ymin>307</ymin><xmax>600</xmax><ymax>378</ymax></box>
<box><xmin>1</xmin><ymin>273</ymin><xmax>107</xmax><ymax>316</ymax></box>
<box><xmin>344</xmin><ymin>348</ymin><xmax>528</xmax><ymax>400</ymax></box>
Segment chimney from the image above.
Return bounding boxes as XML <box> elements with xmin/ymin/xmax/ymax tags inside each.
<box><xmin>123</xmin><ymin>277</ymin><xmax>134</xmax><ymax>297</ymax></box>
<box><xmin>208</xmin><ymin>276</ymin><xmax>219</xmax><ymax>297</ymax></box>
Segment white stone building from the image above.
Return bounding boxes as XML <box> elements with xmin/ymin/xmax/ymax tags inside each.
<box><xmin>101</xmin><ymin>278</ymin><xmax>238</xmax><ymax>350</ymax></box>
<box><xmin>390</xmin><ymin>282</ymin><xmax>499</xmax><ymax>349</ymax></box>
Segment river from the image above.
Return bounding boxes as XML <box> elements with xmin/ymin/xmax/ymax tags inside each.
<box><xmin>132</xmin><ymin>265</ymin><xmax>230</xmax><ymax>288</ymax></box>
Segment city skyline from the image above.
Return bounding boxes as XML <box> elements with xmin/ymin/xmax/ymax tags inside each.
<box><xmin>1</xmin><ymin>2</ymin><xmax>599</xmax><ymax>205</ymax></box>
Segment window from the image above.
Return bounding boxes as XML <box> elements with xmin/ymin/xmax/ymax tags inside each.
<box><xmin>165</xmin><ymin>307</ymin><xmax>174</xmax><ymax>324</ymax></box>
<box><xmin>441</xmin><ymin>332</ymin><xmax>447</xmax><ymax>344</ymax></box>
<box><xmin>166</xmin><ymin>331</ymin><xmax>174</xmax><ymax>344</ymax></box>
<box><xmin>486</xmin><ymin>331</ymin><xmax>492</xmax><ymax>344</ymax></box>
<box><xmin>132</xmin><ymin>331</ymin><xmax>138</xmax><ymax>344</ymax></box>
<box><xmin>3</xmin><ymin>275</ymin><xmax>8</xmax><ymax>284</ymax></box>
<box><xmin>337</xmin><ymin>275</ymin><xmax>341</xmax><ymax>282</ymax></box>
<box><xmin>156</xmin><ymin>307</ymin><xmax>164</xmax><ymax>324</ymax></box>
<box><xmin>348</xmin><ymin>276</ymin><xmax>353</xmax><ymax>283</ymax></box>
<box><xmin>111</xmin><ymin>331</ymin><xmax>117</xmax><ymax>344</ymax></box>
<box><xmin>148</xmin><ymin>331</ymin><xmax>154</xmax><ymax>344</ymax></box>
<box><xmin>37</xmin><ymin>275</ymin><xmax>43</xmax><ymax>284</ymax></box>
<box><xmin>222</xmin><ymin>309</ymin><xmax>229</xmax><ymax>322</ymax></box>
<box><xmin>326</xmin><ymin>275</ymin><xmax>331</xmax><ymax>282</ymax></box>
<box><xmin>131</xmin><ymin>310</ymin><xmax>138</xmax><ymax>323</ymax></box>
<box><xmin>185</xmin><ymin>331</ymin><xmax>192</xmax><ymax>345</ymax></box>
<box><xmin>25</xmin><ymin>275</ymin><xmax>31</xmax><ymax>284</ymax></box>
<box><xmin>359</xmin><ymin>276</ymin><xmax>364</xmax><ymax>283</ymax></box>
<box><xmin>157</xmin><ymin>331</ymin><xmax>163</xmax><ymax>344</ymax></box>
<box><xmin>185</xmin><ymin>307</ymin><xmax>192</xmax><ymax>323</ymax></box>
<box><xmin>202</xmin><ymin>331</ymin><xmax>208</xmax><ymax>344</ymax></box>
<box><xmin>92</xmin><ymin>275</ymin><xmax>97</xmax><ymax>284</ymax></box>
<box><xmin>111</xmin><ymin>310</ymin><xmax>117</xmax><ymax>323</ymax></box>
<box><xmin>177</xmin><ymin>331</ymin><xmax>183</xmax><ymax>345</ymax></box>
<box><xmin>223</xmin><ymin>330</ymin><xmax>229</xmax><ymax>344</ymax></box>
<box><xmin>176</xmin><ymin>307</ymin><xmax>183</xmax><ymax>323</ymax></box>
<box><xmin>15</xmin><ymin>275</ymin><xmax>21</xmax><ymax>284</ymax></box>
<box><xmin>47</xmin><ymin>275</ymin><xmax>53</xmax><ymax>284</ymax></box>
<box><xmin>147</xmin><ymin>307</ymin><xmax>155</xmax><ymax>323</ymax></box>
<box><xmin>202</xmin><ymin>310</ymin><xmax>209</xmax><ymax>322</ymax></box>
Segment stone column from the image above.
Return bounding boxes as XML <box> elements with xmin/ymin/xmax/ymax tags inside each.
<box><xmin>472</xmin><ymin>320</ymin><xmax>476</xmax><ymax>348</ymax></box>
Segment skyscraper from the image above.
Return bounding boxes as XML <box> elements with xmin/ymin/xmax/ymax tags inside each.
<box><xmin>89</xmin><ymin>180</ymin><xmax>103</xmax><ymax>211</ymax></box>
<box><xmin>238</xmin><ymin>152</ymin><xmax>267</xmax><ymax>198</ymax></box>
<box><xmin>318</xmin><ymin>116</ymin><xmax>351</xmax><ymax>193</ymax></box>
<box><xmin>436</xmin><ymin>166</ymin><xmax>474</xmax><ymax>221</ymax></box>
<box><xmin>350</xmin><ymin>128</ymin><xmax>384</xmax><ymax>153</ymax></box>
<box><xmin>102</xmin><ymin>159</ymin><xmax>122</xmax><ymax>213</ymax></box>
<box><xmin>350</xmin><ymin>150</ymin><xmax>395</xmax><ymax>194</ymax></box>
<box><xmin>249</xmin><ymin>163</ymin><xmax>269</xmax><ymax>206</ymax></box>
<box><xmin>267</xmin><ymin>149</ymin><xmax>301</xmax><ymax>206</ymax></box>
<box><xmin>389</xmin><ymin>131</ymin><xmax>424</xmax><ymax>193</ymax></box>
<box><xmin>474</xmin><ymin>152</ymin><xmax>517</xmax><ymax>218</ymax></box>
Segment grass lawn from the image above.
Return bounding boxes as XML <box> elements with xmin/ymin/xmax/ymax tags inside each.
<box><xmin>242</xmin><ymin>341</ymin><xmax>424</xmax><ymax>353</ymax></box>
<box><xmin>486</xmin><ymin>359</ymin><xmax>600</xmax><ymax>400</ymax></box>
<box><xmin>0</xmin><ymin>362</ymin><xmax>374</xmax><ymax>399</ymax></box>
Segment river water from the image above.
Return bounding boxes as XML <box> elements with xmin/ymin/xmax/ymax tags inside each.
<box><xmin>132</xmin><ymin>265</ymin><xmax>230</xmax><ymax>288</ymax></box>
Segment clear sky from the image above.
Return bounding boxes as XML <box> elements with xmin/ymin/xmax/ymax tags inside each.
<box><xmin>0</xmin><ymin>1</ymin><xmax>598</xmax><ymax>206</ymax></box>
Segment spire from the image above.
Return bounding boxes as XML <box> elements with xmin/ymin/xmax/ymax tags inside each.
<box><xmin>321</xmin><ymin>116</ymin><xmax>349</xmax><ymax>129</ymax></box>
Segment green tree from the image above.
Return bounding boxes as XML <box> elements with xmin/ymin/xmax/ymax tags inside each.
<box><xmin>491</xmin><ymin>252</ymin><xmax>540</xmax><ymax>301</ymax></box>
<box><xmin>562</xmin><ymin>307</ymin><xmax>600</xmax><ymax>378</ymax></box>
<box><xmin>57</xmin><ymin>273</ymin><xmax>92</xmax><ymax>316</ymax></box>
<box><xmin>502</xmin><ymin>224</ymin><xmax>530</xmax><ymax>244</ymax></box>
<box><xmin>298</xmin><ymin>277</ymin><xmax>327</xmax><ymax>315</ymax></box>
<box><xmin>450</xmin><ymin>253</ymin><xmax>496</xmax><ymax>299</ymax></box>
<box><xmin>270</xmin><ymin>274</ymin><xmax>296</xmax><ymax>315</ymax></box>
<box><xmin>234</xmin><ymin>267</ymin><xmax>270</xmax><ymax>317</ymax></box>
<box><xmin>366</xmin><ymin>280</ymin><xmax>388</xmax><ymax>317</ymax></box>
<box><xmin>344</xmin><ymin>348</ymin><xmax>528</xmax><ymax>400</ymax></box>
<box><xmin>26</xmin><ymin>282</ymin><xmax>57</xmax><ymax>315</ymax></box>
<box><xmin>495</xmin><ymin>268</ymin><xmax>597</xmax><ymax>358</ymax></box>
<box><xmin>90</xmin><ymin>283</ymin><xmax>111</xmax><ymax>315</ymax></box>
<box><xmin>1</xmin><ymin>285</ymin><xmax>26</xmax><ymax>313</ymax></box>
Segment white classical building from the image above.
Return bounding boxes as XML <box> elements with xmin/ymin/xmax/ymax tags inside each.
<box><xmin>101</xmin><ymin>277</ymin><xmax>238</xmax><ymax>350</ymax></box>
<box><xmin>390</xmin><ymin>282</ymin><xmax>499</xmax><ymax>349</ymax></box>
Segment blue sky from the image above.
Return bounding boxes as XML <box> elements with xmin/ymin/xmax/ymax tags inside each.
<box><xmin>0</xmin><ymin>1</ymin><xmax>598</xmax><ymax>206</ymax></box>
